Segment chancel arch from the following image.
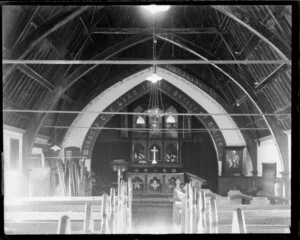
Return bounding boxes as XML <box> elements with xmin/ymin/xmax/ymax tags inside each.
<box><xmin>62</xmin><ymin>68</ymin><xmax>248</xmax><ymax>175</ymax></box>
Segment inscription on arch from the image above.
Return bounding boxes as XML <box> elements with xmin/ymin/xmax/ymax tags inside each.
<box><xmin>81</xmin><ymin>80</ymin><xmax>226</xmax><ymax>162</ymax></box>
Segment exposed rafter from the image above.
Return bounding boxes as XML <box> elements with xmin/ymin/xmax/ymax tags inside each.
<box><xmin>235</xmin><ymin>13</ymin><xmax>272</xmax><ymax>59</ymax></box>
<box><xmin>4</xmin><ymin>59</ymin><xmax>290</xmax><ymax>65</ymax></box>
<box><xmin>19</xmin><ymin>34</ymin><xmax>153</xmax><ymax>166</ymax></box>
<box><xmin>212</xmin><ymin>6</ymin><xmax>291</xmax><ymax>60</ymax></box>
<box><xmin>156</xmin><ymin>33</ymin><xmax>289</xmax><ymax>170</ymax></box>
<box><xmin>210</xmin><ymin>16</ymin><xmax>230</xmax><ymax>54</ymax></box>
<box><xmin>10</xmin><ymin>6</ymin><xmax>41</xmax><ymax>51</ymax></box>
<box><xmin>91</xmin><ymin>27</ymin><xmax>219</xmax><ymax>35</ymax></box>
<box><xmin>3</xmin><ymin>6</ymin><xmax>90</xmax><ymax>82</ymax></box>
<box><xmin>16</xmin><ymin>64</ymin><xmax>75</xmax><ymax>104</ymax></box>
<box><xmin>17</xmin><ymin>64</ymin><xmax>55</xmax><ymax>91</ymax></box>
<box><xmin>255</xmin><ymin>64</ymin><xmax>290</xmax><ymax>91</ymax></box>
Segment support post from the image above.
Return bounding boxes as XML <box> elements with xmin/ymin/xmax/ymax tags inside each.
<box><xmin>231</xmin><ymin>208</ymin><xmax>247</xmax><ymax>233</ymax></box>
<box><xmin>57</xmin><ymin>215</ymin><xmax>71</xmax><ymax>234</ymax></box>
<box><xmin>110</xmin><ymin>187</ymin><xmax>116</xmax><ymax>233</ymax></box>
<box><xmin>192</xmin><ymin>186</ymin><xmax>197</xmax><ymax>233</ymax></box>
<box><xmin>119</xmin><ymin>180</ymin><xmax>124</xmax><ymax>233</ymax></box>
<box><xmin>84</xmin><ymin>203</ymin><xmax>93</xmax><ymax>233</ymax></box>
<box><xmin>181</xmin><ymin>194</ymin><xmax>186</xmax><ymax>233</ymax></box>
<box><xmin>101</xmin><ymin>193</ymin><xmax>109</xmax><ymax>233</ymax></box>
<box><xmin>127</xmin><ymin>177</ymin><xmax>132</xmax><ymax>232</ymax></box>
<box><xmin>208</xmin><ymin>196</ymin><xmax>218</xmax><ymax>233</ymax></box>
<box><xmin>197</xmin><ymin>190</ymin><xmax>207</xmax><ymax>233</ymax></box>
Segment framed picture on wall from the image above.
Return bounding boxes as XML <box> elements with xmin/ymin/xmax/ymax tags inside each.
<box><xmin>222</xmin><ymin>147</ymin><xmax>245</xmax><ymax>176</ymax></box>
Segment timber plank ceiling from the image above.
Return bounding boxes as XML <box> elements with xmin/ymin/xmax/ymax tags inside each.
<box><xmin>2</xmin><ymin>4</ymin><xmax>292</xmax><ymax>148</ymax></box>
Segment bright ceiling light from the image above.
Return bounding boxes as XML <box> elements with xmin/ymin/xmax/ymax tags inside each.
<box><xmin>136</xmin><ymin>116</ymin><xmax>146</xmax><ymax>125</ymax></box>
<box><xmin>166</xmin><ymin>115</ymin><xmax>176</xmax><ymax>124</ymax></box>
<box><xmin>146</xmin><ymin>73</ymin><xmax>162</xmax><ymax>83</ymax></box>
<box><xmin>142</xmin><ymin>5</ymin><xmax>170</xmax><ymax>14</ymax></box>
<box><xmin>50</xmin><ymin>145</ymin><xmax>62</xmax><ymax>152</ymax></box>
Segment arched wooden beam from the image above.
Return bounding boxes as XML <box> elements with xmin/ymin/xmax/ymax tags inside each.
<box><xmin>61</xmin><ymin>35</ymin><xmax>153</xmax><ymax>90</ymax></box>
<box><xmin>74</xmin><ymin>80</ymin><xmax>226</xmax><ymax>164</ymax></box>
<box><xmin>4</xmin><ymin>6</ymin><xmax>90</xmax><ymax>81</ymax></box>
<box><xmin>212</xmin><ymin>6</ymin><xmax>290</xmax><ymax>60</ymax></box>
<box><xmin>157</xmin><ymin>34</ymin><xmax>288</xmax><ymax>172</ymax></box>
<box><xmin>163</xmin><ymin>65</ymin><xmax>259</xmax><ymax>172</ymax></box>
<box><xmin>22</xmin><ymin>35</ymin><xmax>154</xmax><ymax>178</ymax></box>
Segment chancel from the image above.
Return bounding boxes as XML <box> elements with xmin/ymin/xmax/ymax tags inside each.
<box><xmin>2</xmin><ymin>4</ymin><xmax>294</xmax><ymax>235</ymax></box>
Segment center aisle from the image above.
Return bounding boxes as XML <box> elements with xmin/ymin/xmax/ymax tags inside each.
<box><xmin>131</xmin><ymin>193</ymin><xmax>178</xmax><ymax>234</ymax></box>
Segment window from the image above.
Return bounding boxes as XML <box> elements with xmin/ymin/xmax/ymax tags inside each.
<box><xmin>10</xmin><ymin>138</ymin><xmax>19</xmax><ymax>169</ymax></box>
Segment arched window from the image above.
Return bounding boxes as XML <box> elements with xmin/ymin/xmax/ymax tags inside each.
<box><xmin>165</xmin><ymin>143</ymin><xmax>178</xmax><ymax>163</ymax></box>
<box><xmin>133</xmin><ymin>105</ymin><xmax>145</xmax><ymax>128</ymax></box>
<box><xmin>165</xmin><ymin>106</ymin><xmax>178</xmax><ymax>138</ymax></box>
<box><xmin>133</xmin><ymin>142</ymin><xmax>146</xmax><ymax>163</ymax></box>
<box><xmin>132</xmin><ymin>105</ymin><xmax>146</xmax><ymax>138</ymax></box>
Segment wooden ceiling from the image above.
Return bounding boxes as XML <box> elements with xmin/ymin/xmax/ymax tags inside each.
<box><xmin>2</xmin><ymin>5</ymin><xmax>292</xmax><ymax>147</ymax></box>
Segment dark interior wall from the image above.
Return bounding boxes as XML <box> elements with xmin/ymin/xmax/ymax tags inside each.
<box><xmin>91</xmin><ymin>115</ymin><xmax>130</xmax><ymax>194</ymax></box>
<box><xmin>91</xmin><ymin>100</ymin><xmax>218</xmax><ymax>193</ymax></box>
<box><xmin>181</xmin><ymin>117</ymin><xmax>218</xmax><ymax>192</ymax></box>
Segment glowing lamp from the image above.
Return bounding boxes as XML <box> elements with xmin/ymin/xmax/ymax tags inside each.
<box><xmin>145</xmin><ymin>73</ymin><xmax>163</xmax><ymax>83</ymax></box>
<box><xmin>142</xmin><ymin>5</ymin><xmax>170</xmax><ymax>14</ymax></box>
<box><xmin>166</xmin><ymin>115</ymin><xmax>176</xmax><ymax>124</ymax></box>
<box><xmin>136</xmin><ymin>116</ymin><xmax>146</xmax><ymax>125</ymax></box>
<box><xmin>50</xmin><ymin>144</ymin><xmax>62</xmax><ymax>152</ymax></box>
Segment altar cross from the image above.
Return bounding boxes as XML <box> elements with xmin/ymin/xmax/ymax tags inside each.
<box><xmin>151</xmin><ymin>146</ymin><xmax>158</xmax><ymax>164</ymax></box>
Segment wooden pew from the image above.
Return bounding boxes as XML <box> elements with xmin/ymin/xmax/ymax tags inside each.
<box><xmin>5</xmin><ymin>178</ymin><xmax>133</xmax><ymax>234</ymax></box>
<box><xmin>227</xmin><ymin>190</ymin><xmax>253</xmax><ymax>204</ymax></box>
<box><xmin>172</xmin><ymin>180</ymin><xmax>290</xmax><ymax>234</ymax></box>
<box><xmin>173</xmin><ymin>180</ymin><xmax>219</xmax><ymax>234</ymax></box>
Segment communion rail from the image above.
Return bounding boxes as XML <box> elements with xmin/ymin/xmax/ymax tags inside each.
<box><xmin>5</xmin><ymin>179</ymin><xmax>132</xmax><ymax>234</ymax></box>
<box><xmin>173</xmin><ymin>180</ymin><xmax>290</xmax><ymax>233</ymax></box>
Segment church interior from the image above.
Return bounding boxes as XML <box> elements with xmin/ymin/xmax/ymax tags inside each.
<box><xmin>3</xmin><ymin>4</ymin><xmax>294</xmax><ymax>234</ymax></box>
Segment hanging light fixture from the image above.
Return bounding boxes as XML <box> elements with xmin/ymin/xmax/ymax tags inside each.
<box><xmin>166</xmin><ymin>115</ymin><xmax>176</xmax><ymax>124</ymax></box>
<box><xmin>136</xmin><ymin>115</ymin><xmax>146</xmax><ymax>125</ymax></box>
<box><xmin>50</xmin><ymin>127</ymin><xmax>61</xmax><ymax>152</ymax></box>
<box><xmin>145</xmin><ymin>12</ymin><xmax>162</xmax><ymax>84</ymax></box>
<box><xmin>135</xmin><ymin>7</ymin><xmax>175</xmax><ymax>126</ymax></box>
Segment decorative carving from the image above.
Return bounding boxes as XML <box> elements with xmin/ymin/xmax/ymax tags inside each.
<box><xmin>133</xmin><ymin>142</ymin><xmax>146</xmax><ymax>163</ymax></box>
<box><xmin>167</xmin><ymin>176</ymin><xmax>177</xmax><ymax>189</ymax></box>
<box><xmin>132</xmin><ymin>176</ymin><xmax>144</xmax><ymax>191</ymax></box>
<box><xmin>149</xmin><ymin>176</ymin><xmax>162</xmax><ymax>191</ymax></box>
<box><xmin>165</xmin><ymin>143</ymin><xmax>178</xmax><ymax>163</ymax></box>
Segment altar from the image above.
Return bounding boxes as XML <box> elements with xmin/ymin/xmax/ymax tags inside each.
<box><xmin>126</xmin><ymin>104</ymin><xmax>186</xmax><ymax>194</ymax></box>
<box><xmin>127</xmin><ymin>171</ymin><xmax>184</xmax><ymax>194</ymax></box>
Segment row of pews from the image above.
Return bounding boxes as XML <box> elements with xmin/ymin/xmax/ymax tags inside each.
<box><xmin>4</xmin><ymin>179</ymin><xmax>132</xmax><ymax>234</ymax></box>
<box><xmin>4</xmin><ymin>177</ymin><xmax>290</xmax><ymax>234</ymax></box>
<box><xmin>172</xmin><ymin>180</ymin><xmax>291</xmax><ymax>233</ymax></box>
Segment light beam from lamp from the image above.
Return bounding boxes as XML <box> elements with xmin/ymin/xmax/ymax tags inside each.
<box><xmin>50</xmin><ymin>127</ymin><xmax>61</xmax><ymax>152</ymax></box>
